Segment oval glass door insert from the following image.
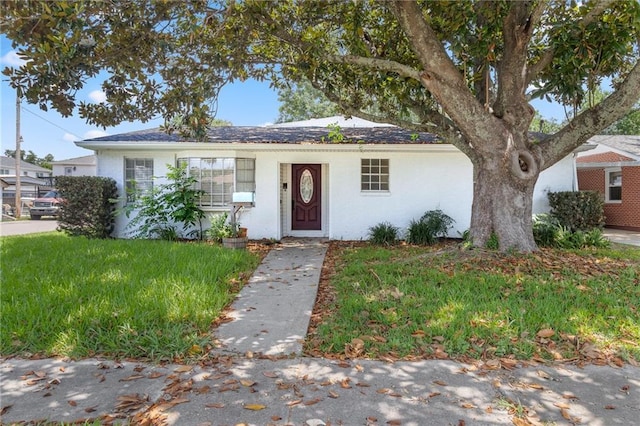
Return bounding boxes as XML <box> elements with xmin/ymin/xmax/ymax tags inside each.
<box><xmin>300</xmin><ymin>169</ymin><xmax>314</xmax><ymax>204</ymax></box>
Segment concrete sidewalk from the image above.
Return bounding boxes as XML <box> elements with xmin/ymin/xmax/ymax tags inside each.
<box><xmin>1</xmin><ymin>238</ymin><xmax>639</xmax><ymax>426</ymax></box>
<box><xmin>2</xmin><ymin>356</ymin><xmax>639</xmax><ymax>425</ymax></box>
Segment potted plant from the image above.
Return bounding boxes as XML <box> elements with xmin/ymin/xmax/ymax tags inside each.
<box><xmin>206</xmin><ymin>213</ymin><xmax>247</xmax><ymax>249</ymax></box>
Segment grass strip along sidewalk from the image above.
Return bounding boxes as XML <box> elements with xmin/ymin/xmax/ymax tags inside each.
<box><xmin>306</xmin><ymin>242</ymin><xmax>640</xmax><ymax>366</ymax></box>
<box><xmin>1</xmin><ymin>233</ymin><xmax>261</xmax><ymax>362</ymax></box>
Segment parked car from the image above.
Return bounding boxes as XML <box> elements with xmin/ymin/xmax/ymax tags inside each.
<box><xmin>30</xmin><ymin>190</ymin><xmax>63</xmax><ymax>220</ymax></box>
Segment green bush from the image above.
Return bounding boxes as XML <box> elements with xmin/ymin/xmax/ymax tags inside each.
<box><xmin>407</xmin><ymin>209</ymin><xmax>454</xmax><ymax>245</ymax></box>
<box><xmin>56</xmin><ymin>176</ymin><xmax>118</xmax><ymax>239</ymax></box>
<box><xmin>368</xmin><ymin>222</ymin><xmax>400</xmax><ymax>245</ymax></box>
<box><xmin>533</xmin><ymin>214</ymin><xmax>609</xmax><ymax>249</ymax></box>
<box><xmin>206</xmin><ymin>212</ymin><xmax>239</xmax><ymax>241</ymax></box>
<box><xmin>532</xmin><ymin>214</ymin><xmax>560</xmax><ymax>247</ymax></box>
<box><xmin>583</xmin><ymin>228</ymin><xmax>610</xmax><ymax>248</ymax></box>
<box><xmin>547</xmin><ymin>191</ymin><xmax>605</xmax><ymax>232</ymax></box>
<box><xmin>555</xmin><ymin>227</ymin><xmax>610</xmax><ymax>249</ymax></box>
<box><xmin>123</xmin><ymin>164</ymin><xmax>205</xmax><ymax>240</ymax></box>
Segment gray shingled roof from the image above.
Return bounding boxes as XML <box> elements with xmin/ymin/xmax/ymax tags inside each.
<box><xmin>82</xmin><ymin>126</ymin><xmax>442</xmax><ymax>144</ymax></box>
<box><xmin>0</xmin><ymin>156</ymin><xmax>53</xmax><ymax>172</ymax></box>
<box><xmin>51</xmin><ymin>155</ymin><xmax>96</xmax><ymax>165</ymax></box>
<box><xmin>0</xmin><ymin>176</ymin><xmax>51</xmax><ymax>186</ymax></box>
<box><xmin>589</xmin><ymin>135</ymin><xmax>640</xmax><ymax>157</ymax></box>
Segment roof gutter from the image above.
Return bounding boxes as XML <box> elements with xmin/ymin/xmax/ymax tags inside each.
<box><xmin>75</xmin><ymin>141</ymin><xmax>463</xmax><ymax>154</ymax></box>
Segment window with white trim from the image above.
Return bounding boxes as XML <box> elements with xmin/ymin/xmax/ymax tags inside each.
<box><xmin>361</xmin><ymin>158</ymin><xmax>389</xmax><ymax>191</ymax></box>
<box><xmin>606</xmin><ymin>168</ymin><xmax>622</xmax><ymax>202</ymax></box>
<box><xmin>177</xmin><ymin>157</ymin><xmax>255</xmax><ymax>207</ymax></box>
<box><xmin>124</xmin><ymin>158</ymin><xmax>154</xmax><ymax>203</ymax></box>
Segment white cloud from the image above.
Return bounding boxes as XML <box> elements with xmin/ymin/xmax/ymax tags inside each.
<box><xmin>88</xmin><ymin>90</ymin><xmax>107</xmax><ymax>103</ymax></box>
<box><xmin>83</xmin><ymin>129</ymin><xmax>108</xmax><ymax>139</ymax></box>
<box><xmin>0</xmin><ymin>50</ymin><xmax>28</xmax><ymax>67</ymax></box>
<box><xmin>63</xmin><ymin>133</ymin><xmax>79</xmax><ymax>142</ymax></box>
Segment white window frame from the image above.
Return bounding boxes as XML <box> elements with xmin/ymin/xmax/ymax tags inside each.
<box><xmin>177</xmin><ymin>157</ymin><xmax>255</xmax><ymax>208</ymax></box>
<box><xmin>124</xmin><ymin>158</ymin><xmax>154</xmax><ymax>203</ymax></box>
<box><xmin>361</xmin><ymin>158</ymin><xmax>390</xmax><ymax>192</ymax></box>
<box><xmin>605</xmin><ymin>167</ymin><xmax>622</xmax><ymax>203</ymax></box>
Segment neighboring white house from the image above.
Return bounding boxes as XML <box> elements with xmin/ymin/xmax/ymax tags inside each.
<box><xmin>76</xmin><ymin>117</ymin><xmax>579</xmax><ymax>240</ymax></box>
<box><xmin>1</xmin><ymin>156</ymin><xmax>53</xmax><ymax>212</ymax></box>
<box><xmin>0</xmin><ymin>155</ymin><xmax>53</xmax><ymax>179</ymax></box>
<box><xmin>51</xmin><ymin>155</ymin><xmax>97</xmax><ymax>177</ymax></box>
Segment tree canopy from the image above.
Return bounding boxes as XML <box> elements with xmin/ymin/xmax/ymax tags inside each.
<box><xmin>2</xmin><ymin>0</ymin><xmax>639</xmax><ymax>251</ymax></box>
<box><xmin>276</xmin><ymin>80</ymin><xmax>338</xmax><ymax>123</ymax></box>
<box><xmin>4</xmin><ymin>149</ymin><xmax>54</xmax><ymax>169</ymax></box>
<box><xmin>606</xmin><ymin>107</ymin><xmax>640</xmax><ymax>134</ymax></box>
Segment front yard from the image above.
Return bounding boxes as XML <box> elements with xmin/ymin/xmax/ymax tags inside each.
<box><xmin>306</xmin><ymin>241</ymin><xmax>640</xmax><ymax>365</ymax></box>
<box><xmin>0</xmin><ymin>233</ymin><xmax>261</xmax><ymax>362</ymax></box>
<box><xmin>2</xmin><ymin>233</ymin><xmax>638</xmax><ymax>365</ymax></box>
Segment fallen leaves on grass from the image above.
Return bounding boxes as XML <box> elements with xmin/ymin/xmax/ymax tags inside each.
<box><xmin>306</xmin><ymin>241</ymin><xmax>639</xmax><ymax>365</ymax></box>
<box><xmin>345</xmin><ymin>338</ymin><xmax>365</xmax><ymax>358</ymax></box>
<box><xmin>536</xmin><ymin>329</ymin><xmax>555</xmax><ymax>339</ymax></box>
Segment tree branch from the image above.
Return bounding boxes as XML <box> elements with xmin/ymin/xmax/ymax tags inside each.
<box><xmin>494</xmin><ymin>1</ymin><xmax>537</xmax><ymax>132</ymax></box>
<box><xmin>388</xmin><ymin>1</ymin><xmax>500</xmax><ymax>148</ymax></box>
<box><xmin>526</xmin><ymin>0</ymin><xmax>617</xmax><ymax>84</ymax></box>
<box><xmin>528</xmin><ymin>0</ymin><xmax>547</xmax><ymax>34</ymax></box>
<box><xmin>539</xmin><ymin>60</ymin><xmax>640</xmax><ymax>169</ymax></box>
<box><xmin>325</xmin><ymin>55</ymin><xmax>422</xmax><ymax>81</ymax></box>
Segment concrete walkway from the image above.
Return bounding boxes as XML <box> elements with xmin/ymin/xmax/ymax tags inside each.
<box><xmin>214</xmin><ymin>238</ymin><xmax>328</xmax><ymax>356</ymax></box>
<box><xmin>604</xmin><ymin>228</ymin><xmax>640</xmax><ymax>247</ymax></box>
<box><xmin>1</xmin><ymin>238</ymin><xmax>639</xmax><ymax>426</ymax></box>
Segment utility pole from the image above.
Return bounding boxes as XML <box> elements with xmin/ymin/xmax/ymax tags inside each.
<box><xmin>15</xmin><ymin>94</ymin><xmax>21</xmax><ymax>218</ymax></box>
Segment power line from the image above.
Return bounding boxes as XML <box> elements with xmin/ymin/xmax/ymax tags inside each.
<box><xmin>20</xmin><ymin>106</ymin><xmax>82</xmax><ymax>139</ymax></box>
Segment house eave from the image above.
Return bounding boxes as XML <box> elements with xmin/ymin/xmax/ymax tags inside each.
<box><xmin>75</xmin><ymin>141</ymin><xmax>462</xmax><ymax>154</ymax></box>
<box><xmin>574</xmin><ymin>143</ymin><xmax>597</xmax><ymax>153</ymax></box>
<box><xmin>577</xmin><ymin>160</ymin><xmax>640</xmax><ymax>169</ymax></box>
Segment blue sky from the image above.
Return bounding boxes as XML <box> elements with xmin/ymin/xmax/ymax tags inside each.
<box><xmin>1</xmin><ymin>36</ymin><xmax>566</xmax><ymax>161</ymax></box>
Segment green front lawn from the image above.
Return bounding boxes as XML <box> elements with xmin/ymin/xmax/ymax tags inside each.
<box><xmin>3</xmin><ymin>233</ymin><xmax>638</xmax><ymax>365</ymax></box>
<box><xmin>306</xmin><ymin>242</ymin><xmax>640</xmax><ymax>364</ymax></box>
<box><xmin>1</xmin><ymin>233</ymin><xmax>260</xmax><ymax>362</ymax></box>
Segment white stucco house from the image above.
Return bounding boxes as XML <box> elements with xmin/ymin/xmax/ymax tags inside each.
<box><xmin>51</xmin><ymin>155</ymin><xmax>97</xmax><ymax>177</ymax></box>
<box><xmin>0</xmin><ymin>155</ymin><xmax>53</xmax><ymax>180</ymax></box>
<box><xmin>77</xmin><ymin>117</ymin><xmax>580</xmax><ymax>240</ymax></box>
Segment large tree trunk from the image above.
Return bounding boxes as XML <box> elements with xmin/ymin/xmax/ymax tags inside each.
<box><xmin>469</xmin><ymin>144</ymin><xmax>540</xmax><ymax>252</ymax></box>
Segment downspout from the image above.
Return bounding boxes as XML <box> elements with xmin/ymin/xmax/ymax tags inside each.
<box><xmin>573</xmin><ymin>152</ymin><xmax>579</xmax><ymax>191</ymax></box>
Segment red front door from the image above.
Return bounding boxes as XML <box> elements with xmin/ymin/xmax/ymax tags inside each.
<box><xmin>292</xmin><ymin>164</ymin><xmax>321</xmax><ymax>230</ymax></box>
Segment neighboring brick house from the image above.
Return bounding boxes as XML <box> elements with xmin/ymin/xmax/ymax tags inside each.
<box><xmin>577</xmin><ymin>135</ymin><xmax>640</xmax><ymax>231</ymax></box>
